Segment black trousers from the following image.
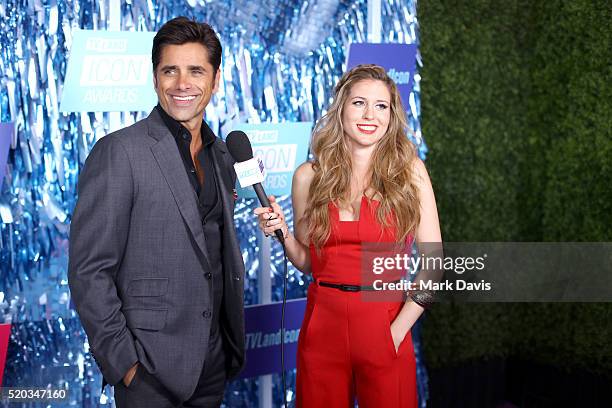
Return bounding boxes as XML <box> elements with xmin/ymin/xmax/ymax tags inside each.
<box><xmin>114</xmin><ymin>332</ymin><xmax>228</xmax><ymax>408</ymax></box>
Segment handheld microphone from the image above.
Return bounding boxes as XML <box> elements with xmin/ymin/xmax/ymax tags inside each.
<box><xmin>226</xmin><ymin>130</ymin><xmax>285</xmax><ymax>243</ymax></box>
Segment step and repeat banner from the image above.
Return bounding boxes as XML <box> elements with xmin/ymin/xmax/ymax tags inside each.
<box><xmin>60</xmin><ymin>30</ymin><xmax>158</xmax><ymax>113</ymax></box>
<box><xmin>235</xmin><ymin>122</ymin><xmax>312</xmax><ymax>199</ymax></box>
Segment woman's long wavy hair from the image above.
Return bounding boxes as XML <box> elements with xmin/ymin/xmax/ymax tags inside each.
<box><xmin>305</xmin><ymin>64</ymin><xmax>421</xmax><ymax>249</ymax></box>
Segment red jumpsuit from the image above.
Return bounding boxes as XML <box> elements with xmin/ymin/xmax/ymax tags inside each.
<box><xmin>296</xmin><ymin>196</ymin><xmax>418</xmax><ymax>407</ymax></box>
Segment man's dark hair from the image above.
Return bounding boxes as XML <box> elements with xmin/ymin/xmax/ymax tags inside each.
<box><xmin>152</xmin><ymin>17</ymin><xmax>222</xmax><ymax>73</ymax></box>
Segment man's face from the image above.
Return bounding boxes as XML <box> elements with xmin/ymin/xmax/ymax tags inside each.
<box><xmin>153</xmin><ymin>42</ymin><xmax>220</xmax><ymax>130</ymax></box>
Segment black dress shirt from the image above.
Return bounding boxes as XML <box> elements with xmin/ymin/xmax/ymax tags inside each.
<box><xmin>156</xmin><ymin>105</ymin><xmax>217</xmax><ymax>209</ymax></box>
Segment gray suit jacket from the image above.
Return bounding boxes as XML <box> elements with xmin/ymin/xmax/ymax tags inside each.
<box><xmin>68</xmin><ymin>108</ymin><xmax>246</xmax><ymax>401</ymax></box>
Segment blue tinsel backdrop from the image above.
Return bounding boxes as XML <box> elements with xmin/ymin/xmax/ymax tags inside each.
<box><xmin>0</xmin><ymin>0</ymin><xmax>425</xmax><ymax>406</ymax></box>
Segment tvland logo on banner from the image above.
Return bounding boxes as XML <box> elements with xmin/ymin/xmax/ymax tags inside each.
<box><xmin>233</xmin><ymin>122</ymin><xmax>311</xmax><ymax>198</ymax></box>
<box><xmin>346</xmin><ymin>43</ymin><xmax>418</xmax><ymax>108</ymax></box>
<box><xmin>60</xmin><ymin>30</ymin><xmax>157</xmax><ymax>112</ymax></box>
<box><xmin>239</xmin><ymin>298</ymin><xmax>306</xmax><ymax>378</ymax></box>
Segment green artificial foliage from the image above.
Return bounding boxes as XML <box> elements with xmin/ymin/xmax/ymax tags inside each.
<box><xmin>417</xmin><ymin>0</ymin><xmax>611</xmax><ymax>375</ymax></box>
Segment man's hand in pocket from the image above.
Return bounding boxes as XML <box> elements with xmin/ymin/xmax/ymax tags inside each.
<box><xmin>123</xmin><ymin>363</ymin><xmax>139</xmax><ymax>387</ymax></box>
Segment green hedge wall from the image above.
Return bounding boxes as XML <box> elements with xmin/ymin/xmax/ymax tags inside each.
<box><xmin>417</xmin><ymin>0</ymin><xmax>611</xmax><ymax>374</ymax></box>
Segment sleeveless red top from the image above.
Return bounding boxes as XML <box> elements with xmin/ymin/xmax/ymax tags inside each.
<box><xmin>309</xmin><ymin>195</ymin><xmax>414</xmax><ymax>285</ymax></box>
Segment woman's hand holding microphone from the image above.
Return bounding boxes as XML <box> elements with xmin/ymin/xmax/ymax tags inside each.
<box><xmin>253</xmin><ymin>195</ymin><xmax>290</xmax><ymax>241</ymax></box>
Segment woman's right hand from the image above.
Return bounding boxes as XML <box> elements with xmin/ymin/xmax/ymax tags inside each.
<box><xmin>253</xmin><ymin>195</ymin><xmax>290</xmax><ymax>240</ymax></box>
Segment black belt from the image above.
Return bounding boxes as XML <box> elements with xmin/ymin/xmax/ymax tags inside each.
<box><xmin>317</xmin><ymin>280</ymin><xmax>401</xmax><ymax>292</ymax></box>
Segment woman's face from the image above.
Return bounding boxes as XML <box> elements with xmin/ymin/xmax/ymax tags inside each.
<box><xmin>341</xmin><ymin>79</ymin><xmax>391</xmax><ymax>149</ymax></box>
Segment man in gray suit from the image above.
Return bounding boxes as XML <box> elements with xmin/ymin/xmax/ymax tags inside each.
<box><xmin>68</xmin><ymin>17</ymin><xmax>245</xmax><ymax>407</ymax></box>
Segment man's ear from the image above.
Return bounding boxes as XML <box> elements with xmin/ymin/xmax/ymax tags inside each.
<box><xmin>212</xmin><ymin>69</ymin><xmax>221</xmax><ymax>94</ymax></box>
<box><xmin>152</xmin><ymin>71</ymin><xmax>158</xmax><ymax>89</ymax></box>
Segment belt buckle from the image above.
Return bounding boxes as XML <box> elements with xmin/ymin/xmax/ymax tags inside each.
<box><xmin>341</xmin><ymin>284</ymin><xmax>359</xmax><ymax>292</ymax></box>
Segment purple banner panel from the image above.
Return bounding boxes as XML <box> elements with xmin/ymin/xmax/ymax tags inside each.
<box><xmin>0</xmin><ymin>122</ymin><xmax>14</xmax><ymax>190</ymax></box>
<box><xmin>346</xmin><ymin>43</ymin><xmax>418</xmax><ymax>108</ymax></box>
<box><xmin>239</xmin><ymin>297</ymin><xmax>307</xmax><ymax>378</ymax></box>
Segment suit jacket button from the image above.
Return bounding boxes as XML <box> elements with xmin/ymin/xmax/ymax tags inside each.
<box><xmin>205</xmin><ymin>272</ymin><xmax>212</xmax><ymax>280</ymax></box>
<box><xmin>202</xmin><ymin>310</ymin><xmax>212</xmax><ymax>318</ymax></box>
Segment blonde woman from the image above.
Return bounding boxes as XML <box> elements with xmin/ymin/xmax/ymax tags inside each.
<box><xmin>255</xmin><ymin>64</ymin><xmax>442</xmax><ymax>407</ymax></box>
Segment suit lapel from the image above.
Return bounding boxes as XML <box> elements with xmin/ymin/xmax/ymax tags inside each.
<box><xmin>147</xmin><ymin>110</ymin><xmax>212</xmax><ymax>270</ymax></box>
<box><xmin>210</xmin><ymin>141</ymin><xmax>234</xmax><ymax>236</ymax></box>
<box><xmin>210</xmin><ymin>141</ymin><xmax>243</xmax><ymax>275</ymax></box>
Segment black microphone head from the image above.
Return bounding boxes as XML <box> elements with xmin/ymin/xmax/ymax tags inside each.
<box><xmin>226</xmin><ymin>130</ymin><xmax>253</xmax><ymax>162</ymax></box>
